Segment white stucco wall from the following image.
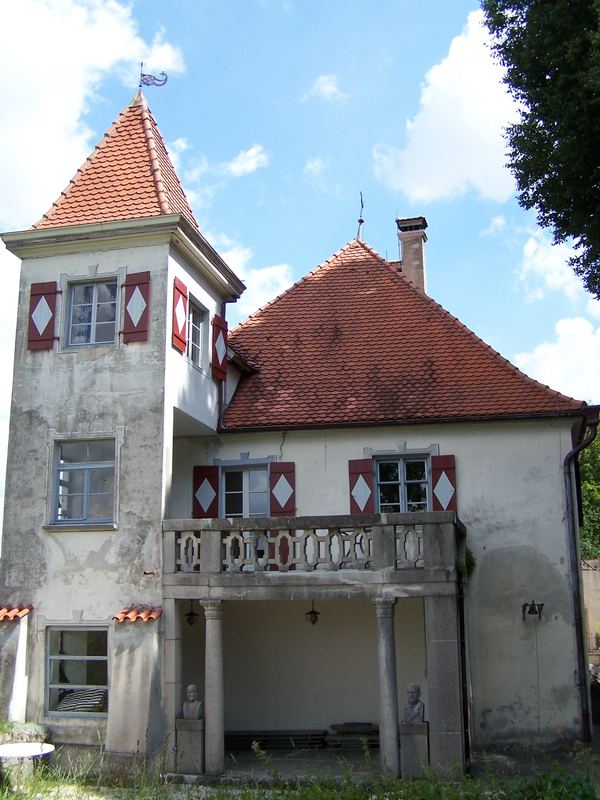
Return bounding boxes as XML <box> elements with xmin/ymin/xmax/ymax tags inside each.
<box><xmin>180</xmin><ymin>598</ymin><xmax>426</xmax><ymax>731</ymax></box>
<box><xmin>171</xmin><ymin>418</ymin><xmax>581</xmax><ymax>744</ymax></box>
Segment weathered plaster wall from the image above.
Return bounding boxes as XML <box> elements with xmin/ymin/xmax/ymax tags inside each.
<box><xmin>583</xmin><ymin>561</ymin><xmax>600</xmax><ymax>653</ymax></box>
<box><xmin>171</xmin><ymin>418</ymin><xmax>580</xmax><ymax>744</ymax></box>
<box><xmin>180</xmin><ymin>598</ymin><xmax>426</xmax><ymax>731</ymax></box>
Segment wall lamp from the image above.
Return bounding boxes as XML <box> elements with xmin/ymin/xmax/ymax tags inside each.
<box><xmin>185</xmin><ymin>600</ymin><xmax>200</xmax><ymax>626</ymax></box>
<box><xmin>305</xmin><ymin>601</ymin><xmax>321</xmax><ymax>626</ymax></box>
<box><xmin>522</xmin><ymin>600</ymin><xmax>544</xmax><ymax>621</ymax></box>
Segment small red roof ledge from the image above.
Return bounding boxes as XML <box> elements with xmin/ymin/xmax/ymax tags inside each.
<box><xmin>113</xmin><ymin>606</ymin><xmax>162</xmax><ymax>623</ymax></box>
<box><xmin>0</xmin><ymin>605</ymin><xmax>32</xmax><ymax>622</ymax></box>
<box><xmin>31</xmin><ymin>90</ymin><xmax>199</xmax><ymax>233</ymax></box>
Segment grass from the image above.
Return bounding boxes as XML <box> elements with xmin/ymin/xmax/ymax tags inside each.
<box><xmin>0</xmin><ymin>762</ymin><xmax>598</xmax><ymax>800</ymax></box>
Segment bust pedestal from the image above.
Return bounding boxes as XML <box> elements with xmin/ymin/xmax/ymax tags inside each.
<box><xmin>176</xmin><ymin>719</ymin><xmax>204</xmax><ymax>774</ymax></box>
<box><xmin>399</xmin><ymin>722</ymin><xmax>429</xmax><ymax>778</ymax></box>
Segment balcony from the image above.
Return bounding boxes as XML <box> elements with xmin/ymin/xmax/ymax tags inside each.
<box><xmin>162</xmin><ymin>512</ymin><xmax>466</xmax><ymax>600</ymax></box>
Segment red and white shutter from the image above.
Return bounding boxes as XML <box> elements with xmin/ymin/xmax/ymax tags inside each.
<box><xmin>28</xmin><ymin>282</ymin><xmax>59</xmax><ymax>351</ymax></box>
<box><xmin>348</xmin><ymin>459</ymin><xmax>374</xmax><ymax>514</ymax></box>
<box><xmin>122</xmin><ymin>272</ymin><xmax>150</xmax><ymax>344</ymax></box>
<box><xmin>192</xmin><ymin>466</ymin><xmax>219</xmax><ymax>518</ymax></box>
<box><xmin>211</xmin><ymin>314</ymin><xmax>228</xmax><ymax>381</ymax></box>
<box><xmin>172</xmin><ymin>278</ymin><xmax>188</xmax><ymax>353</ymax></box>
<box><xmin>431</xmin><ymin>455</ymin><xmax>457</xmax><ymax>511</ymax></box>
<box><xmin>269</xmin><ymin>462</ymin><xmax>295</xmax><ymax>516</ymax></box>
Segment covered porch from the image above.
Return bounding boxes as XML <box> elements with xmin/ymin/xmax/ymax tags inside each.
<box><xmin>161</xmin><ymin>512</ymin><xmax>468</xmax><ymax>778</ymax></box>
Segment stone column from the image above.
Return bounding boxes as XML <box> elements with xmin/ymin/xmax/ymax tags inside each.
<box><xmin>374</xmin><ymin>597</ymin><xmax>400</xmax><ymax>775</ymax></box>
<box><xmin>424</xmin><ymin>593</ymin><xmax>465</xmax><ymax>773</ymax></box>
<box><xmin>202</xmin><ymin>601</ymin><xmax>224</xmax><ymax>776</ymax></box>
<box><xmin>162</xmin><ymin>598</ymin><xmax>182</xmax><ymax>772</ymax></box>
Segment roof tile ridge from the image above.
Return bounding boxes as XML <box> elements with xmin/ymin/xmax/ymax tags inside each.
<box><xmin>230</xmin><ymin>242</ymin><xmax>358</xmax><ymax>335</ymax></box>
<box><xmin>391</xmin><ymin>271</ymin><xmax>583</xmax><ymax>408</ymax></box>
<box><xmin>31</xmin><ymin>102</ymin><xmax>135</xmax><ymax>229</ymax></box>
<box><xmin>353</xmin><ymin>237</ymin><xmax>390</xmax><ymax>265</ymax></box>
<box><xmin>140</xmin><ymin>104</ymin><xmax>171</xmax><ymax>216</ymax></box>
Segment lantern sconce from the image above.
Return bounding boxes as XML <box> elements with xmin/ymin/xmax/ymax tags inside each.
<box><xmin>185</xmin><ymin>599</ymin><xmax>200</xmax><ymax>627</ymax></box>
<box><xmin>305</xmin><ymin>600</ymin><xmax>321</xmax><ymax>626</ymax></box>
<box><xmin>522</xmin><ymin>600</ymin><xmax>544</xmax><ymax>622</ymax></box>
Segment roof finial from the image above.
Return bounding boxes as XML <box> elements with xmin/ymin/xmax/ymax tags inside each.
<box><xmin>356</xmin><ymin>192</ymin><xmax>365</xmax><ymax>240</ymax></box>
<box><xmin>138</xmin><ymin>61</ymin><xmax>168</xmax><ymax>89</ymax></box>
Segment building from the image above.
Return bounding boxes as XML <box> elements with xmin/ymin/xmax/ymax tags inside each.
<box><xmin>0</xmin><ymin>92</ymin><xmax>597</xmax><ymax>777</ymax></box>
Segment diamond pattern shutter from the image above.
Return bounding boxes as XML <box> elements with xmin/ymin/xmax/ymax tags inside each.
<box><xmin>172</xmin><ymin>277</ymin><xmax>188</xmax><ymax>353</ymax></box>
<box><xmin>431</xmin><ymin>455</ymin><xmax>457</xmax><ymax>511</ymax></box>
<box><xmin>269</xmin><ymin>462</ymin><xmax>295</xmax><ymax>516</ymax></box>
<box><xmin>211</xmin><ymin>314</ymin><xmax>228</xmax><ymax>381</ymax></box>
<box><xmin>348</xmin><ymin>458</ymin><xmax>374</xmax><ymax>513</ymax></box>
<box><xmin>122</xmin><ymin>272</ymin><xmax>150</xmax><ymax>343</ymax></box>
<box><xmin>192</xmin><ymin>466</ymin><xmax>219</xmax><ymax>518</ymax></box>
<box><xmin>28</xmin><ymin>282</ymin><xmax>58</xmax><ymax>351</ymax></box>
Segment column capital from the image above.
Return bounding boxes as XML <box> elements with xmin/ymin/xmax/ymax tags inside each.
<box><xmin>373</xmin><ymin>596</ymin><xmax>396</xmax><ymax>617</ymax></box>
<box><xmin>202</xmin><ymin>601</ymin><xmax>223</xmax><ymax>620</ymax></box>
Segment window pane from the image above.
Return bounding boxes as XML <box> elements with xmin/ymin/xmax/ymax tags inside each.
<box><xmin>96</xmin><ymin>282</ymin><xmax>117</xmax><ymax>303</ymax></box>
<box><xmin>380</xmin><ymin>503</ymin><xmax>401</xmax><ymax>512</ymax></box>
<box><xmin>57</xmin><ymin>493</ymin><xmax>84</xmax><ymax>520</ymax></box>
<box><xmin>379</xmin><ymin>484</ymin><xmax>400</xmax><ymax>506</ymax></box>
<box><xmin>378</xmin><ymin>462</ymin><xmax>398</xmax><ymax>482</ymax></box>
<box><xmin>89</xmin><ymin>469</ymin><xmax>113</xmax><ymax>493</ymax></box>
<box><xmin>225</xmin><ymin>493</ymin><xmax>243</xmax><ymax>516</ymax></box>
<box><xmin>94</xmin><ymin>322</ymin><xmax>116</xmax><ymax>343</ymax></box>
<box><xmin>88</xmin><ymin>493</ymin><xmax>113</xmax><ymax>519</ymax></box>
<box><xmin>405</xmin><ymin>460</ymin><xmax>426</xmax><ymax>481</ymax></box>
<box><xmin>58</xmin><ymin>468</ymin><xmax>85</xmax><ymax>493</ymax></box>
<box><xmin>49</xmin><ymin>659</ymin><xmax>107</xmax><ymax>686</ymax></box>
<box><xmin>225</xmin><ymin>472</ymin><xmax>243</xmax><ymax>492</ymax></box>
<box><xmin>249</xmin><ymin>491</ymin><xmax>268</xmax><ymax>516</ymax></box>
<box><xmin>96</xmin><ymin>303</ymin><xmax>116</xmax><ymax>323</ymax></box>
<box><xmin>70</xmin><ymin>324</ymin><xmax>91</xmax><ymax>345</ymax></box>
<box><xmin>87</xmin><ymin>442</ymin><xmax>114</xmax><ymax>463</ymax></box>
<box><xmin>71</xmin><ymin>305</ymin><xmax>92</xmax><ymax>325</ymax></box>
<box><xmin>249</xmin><ymin>470</ymin><xmax>267</xmax><ymax>493</ymax></box>
<box><xmin>72</xmin><ymin>285</ymin><xmax>94</xmax><ymax>305</ymax></box>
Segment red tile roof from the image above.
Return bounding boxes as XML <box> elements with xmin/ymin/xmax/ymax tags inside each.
<box><xmin>113</xmin><ymin>606</ymin><xmax>162</xmax><ymax>623</ymax></box>
<box><xmin>0</xmin><ymin>606</ymin><xmax>31</xmax><ymax>621</ymax></box>
<box><xmin>223</xmin><ymin>239</ymin><xmax>585</xmax><ymax>430</ymax></box>
<box><xmin>32</xmin><ymin>92</ymin><xmax>198</xmax><ymax>232</ymax></box>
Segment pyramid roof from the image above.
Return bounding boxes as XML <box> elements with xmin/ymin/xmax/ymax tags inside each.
<box><xmin>32</xmin><ymin>92</ymin><xmax>198</xmax><ymax>231</ymax></box>
<box><xmin>222</xmin><ymin>239</ymin><xmax>584</xmax><ymax>431</ymax></box>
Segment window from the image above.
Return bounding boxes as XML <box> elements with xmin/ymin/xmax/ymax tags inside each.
<box><xmin>376</xmin><ymin>458</ymin><xmax>429</xmax><ymax>512</ymax></box>
<box><xmin>186</xmin><ymin>300</ymin><xmax>205</xmax><ymax>367</ymax></box>
<box><xmin>46</xmin><ymin>628</ymin><xmax>108</xmax><ymax>715</ymax></box>
<box><xmin>68</xmin><ymin>280</ymin><xmax>117</xmax><ymax>346</ymax></box>
<box><xmin>55</xmin><ymin>440</ymin><xmax>115</xmax><ymax>524</ymax></box>
<box><xmin>223</xmin><ymin>467</ymin><xmax>268</xmax><ymax>517</ymax></box>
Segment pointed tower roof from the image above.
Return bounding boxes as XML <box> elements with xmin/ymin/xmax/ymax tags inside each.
<box><xmin>222</xmin><ymin>238</ymin><xmax>584</xmax><ymax>431</ymax></box>
<box><xmin>32</xmin><ymin>91</ymin><xmax>199</xmax><ymax>231</ymax></box>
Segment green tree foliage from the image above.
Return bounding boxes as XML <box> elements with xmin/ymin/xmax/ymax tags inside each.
<box><xmin>580</xmin><ymin>435</ymin><xmax>600</xmax><ymax>559</ymax></box>
<box><xmin>482</xmin><ymin>1</ymin><xmax>600</xmax><ymax>298</ymax></box>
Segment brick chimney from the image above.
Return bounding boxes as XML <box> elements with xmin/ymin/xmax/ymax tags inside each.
<box><xmin>396</xmin><ymin>216</ymin><xmax>428</xmax><ymax>292</ymax></box>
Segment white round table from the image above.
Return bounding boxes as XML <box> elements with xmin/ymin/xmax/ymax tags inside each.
<box><xmin>0</xmin><ymin>742</ymin><xmax>54</xmax><ymax>786</ymax></box>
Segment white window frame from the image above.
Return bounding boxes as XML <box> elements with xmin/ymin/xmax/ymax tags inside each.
<box><xmin>375</xmin><ymin>456</ymin><xmax>431</xmax><ymax>513</ymax></box>
<box><xmin>45</xmin><ymin>428</ymin><xmax>125</xmax><ymax>529</ymax></box>
<box><xmin>186</xmin><ymin>298</ymin><xmax>207</xmax><ymax>369</ymax></box>
<box><xmin>67</xmin><ymin>279</ymin><xmax>118</xmax><ymax>347</ymax></box>
<box><xmin>221</xmin><ymin>465</ymin><xmax>269</xmax><ymax>518</ymax></box>
<box><xmin>46</xmin><ymin>626</ymin><xmax>109</xmax><ymax>717</ymax></box>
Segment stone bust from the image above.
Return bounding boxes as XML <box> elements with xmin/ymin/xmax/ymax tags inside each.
<box><xmin>182</xmin><ymin>683</ymin><xmax>203</xmax><ymax>720</ymax></box>
<box><xmin>401</xmin><ymin>683</ymin><xmax>425</xmax><ymax>723</ymax></box>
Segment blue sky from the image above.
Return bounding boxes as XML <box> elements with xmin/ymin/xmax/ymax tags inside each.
<box><xmin>1</xmin><ymin>0</ymin><xmax>599</xmax><ymax>483</ymax></box>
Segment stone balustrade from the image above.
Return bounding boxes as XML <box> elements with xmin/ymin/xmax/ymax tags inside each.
<box><xmin>163</xmin><ymin>512</ymin><xmax>464</xmax><ymax>578</ymax></box>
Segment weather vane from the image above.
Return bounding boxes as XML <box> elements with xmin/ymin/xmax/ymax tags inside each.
<box><xmin>356</xmin><ymin>192</ymin><xmax>365</xmax><ymax>240</ymax></box>
<box><xmin>138</xmin><ymin>62</ymin><xmax>168</xmax><ymax>89</ymax></box>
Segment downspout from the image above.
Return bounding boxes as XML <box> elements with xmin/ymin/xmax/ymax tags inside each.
<box><xmin>563</xmin><ymin>407</ymin><xmax>599</xmax><ymax>741</ymax></box>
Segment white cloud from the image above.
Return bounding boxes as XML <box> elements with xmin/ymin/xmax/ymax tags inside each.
<box><xmin>514</xmin><ymin>318</ymin><xmax>600</xmax><ymax>404</ymax></box>
<box><xmin>0</xmin><ymin>0</ymin><xmax>184</xmax><ymax>231</ymax></box>
<box><xmin>304</xmin><ymin>157</ymin><xmax>327</xmax><ymax>178</ymax></box>
<box><xmin>373</xmin><ymin>9</ymin><xmax>517</xmax><ymax>203</ymax></box>
<box><xmin>223</xmin><ymin>145</ymin><xmax>269</xmax><ymax>177</ymax></box>
<box><xmin>516</xmin><ymin>230</ymin><xmax>582</xmax><ymax>302</ymax></box>
<box><xmin>480</xmin><ymin>215</ymin><xmax>507</xmax><ymax>236</ymax></box>
<box><xmin>586</xmin><ymin>298</ymin><xmax>600</xmax><ymax>319</ymax></box>
<box><xmin>302</xmin><ymin>74</ymin><xmax>348</xmax><ymax>103</ymax></box>
<box><xmin>211</xmin><ymin>234</ymin><xmax>293</xmax><ymax>323</ymax></box>
<box><xmin>0</xmin><ymin>0</ymin><xmax>184</xmax><ymax>523</ymax></box>
<box><xmin>167</xmin><ymin>137</ymin><xmax>190</xmax><ymax>172</ymax></box>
